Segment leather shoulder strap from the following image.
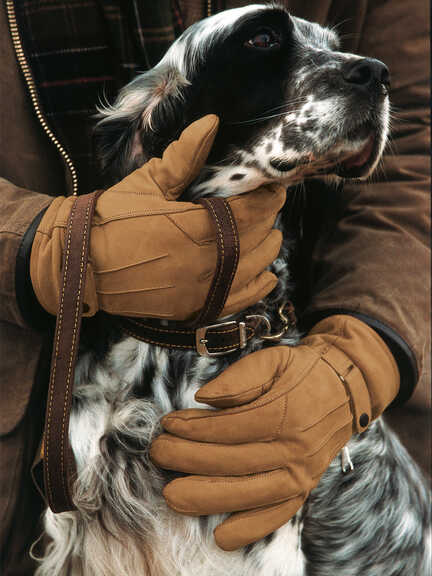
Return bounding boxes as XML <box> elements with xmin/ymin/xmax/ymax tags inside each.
<box><xmin>43</xmin><ymin>191</ymin><xmax>100</xmax><ymax>513</ymax></box>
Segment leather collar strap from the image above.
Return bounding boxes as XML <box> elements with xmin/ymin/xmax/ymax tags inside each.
<box><xmin>121</xmin><ymin>316</ymin><xmax>257</xmax><ymax>357</ymax></box>
<box><xmin>120</xmin><ymin>302</ymin><xmax>297</xmax><ymax>358</ymax></box>
<box><xmin>43</xmin><ymin>190</ymin><xmax>101</xmax><ymax>514</ymax></box>
<box><xmin>119</xmin><ymin>200</ymin><xmax>298</xmax><ymax>356</ymax></box>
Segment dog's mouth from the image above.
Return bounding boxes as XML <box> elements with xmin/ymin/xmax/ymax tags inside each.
<box><xmin>332</xmin><ymin>133</ymin><xmax>377</xmax><ymax>178</ymax></box>
<box><xmin>271</xmin><ymin>127</ymin><xmax>382</xmax><ymax>181</ymax></box>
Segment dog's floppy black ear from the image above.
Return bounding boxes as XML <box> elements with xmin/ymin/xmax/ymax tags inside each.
<box><xmin>94</xmin><ymin>65</ymin><xmax>190</xmax><ymax>186</ymax></box>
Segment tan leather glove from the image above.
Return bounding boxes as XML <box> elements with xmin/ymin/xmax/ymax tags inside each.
<box><xmin>30</xmin><ymin>115</ymin><xmax>285</xmax><ymax>320</ymax></box>
<box><xmin>150</xmin><ymin>315</ymin><xmax>400</xmax><ymax>550</ymax></box>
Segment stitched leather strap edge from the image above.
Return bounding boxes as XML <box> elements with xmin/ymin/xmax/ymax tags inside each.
<box><xmin>191</xmin><ymin>197</ymin><xmax>240</xmax><ymax>327</ymax></box>
<box><xmin>119</xmin><ymin>198</ymin><xmax>241</xmax><ymax>351</ymax></box>
<box><xmin>120</xmin><ymin>316</ymin><xmax>255</xmax><ymax>351</ymax></box>
<box><xmin>43</xmin><ymin>190</ymin><xmax>101</xmax><ymax>513</ymax></box>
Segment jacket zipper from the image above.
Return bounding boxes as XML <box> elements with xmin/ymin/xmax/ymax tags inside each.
<box><xmin>5</xmin><ymin>0</ymin><xmax>79</xmax><ymax>196</ymax></box>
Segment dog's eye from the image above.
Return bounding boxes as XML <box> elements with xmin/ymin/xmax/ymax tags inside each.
<box><xmin>245</xmin><ymin>29</ymin><xmax>281</xmax><ymax>50</ymax></box>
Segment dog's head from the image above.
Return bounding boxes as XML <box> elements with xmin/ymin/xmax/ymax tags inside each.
<box><xmin>96</xmin><ymin>4</ymin><xmax>390</xmax><ymax>197</ymax></box>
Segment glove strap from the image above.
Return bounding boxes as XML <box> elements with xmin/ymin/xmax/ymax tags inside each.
<box><xmin>322</xmin><ymin>345</ymin><xmax>372</xmax><ymax>434</ymax></box>
<box><xmin>43</xmin><ymin>190</ymin><xmax>101</xmax><ymax>513</ymax></box>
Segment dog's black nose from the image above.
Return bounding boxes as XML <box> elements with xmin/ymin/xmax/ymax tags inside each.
<box><xmin>342</xmin><ymin>58</ymin><xmax>390</xmax><ymax>89</ymax></box>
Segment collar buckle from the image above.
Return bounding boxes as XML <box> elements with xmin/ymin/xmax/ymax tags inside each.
<box><xmin>196</xmin><ymin>320</ymin><xmax>248</xmax><ymax>357</ymax></box>
<box><xmin>195</xmin><ymin>301</ymin><xmax>296</xmax><ymax>357</ymax></box>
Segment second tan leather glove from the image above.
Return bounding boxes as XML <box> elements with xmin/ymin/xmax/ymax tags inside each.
<box><xmin>30</xmin><ymin>115</ymin><xmax>285</xmax><ymax>320</ymax></box>
<box><xmin>150</xmin><ymin>315</ymin><xmax>400</xmax><ymax>550</ymax></box>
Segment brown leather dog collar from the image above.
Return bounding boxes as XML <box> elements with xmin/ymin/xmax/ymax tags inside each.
<box><xmin>119</xmin><ymin>301</ymin><xmax>296</xmax><ymax>357</ymax></box>
<box><xmin>121</xmin><ymin>316</ymin><xmax>257</xmax><ymax>357</ymax></box>
<box><xmin>118</xmin><ymin>196</ymin><xmax>250</xmax><ymax>357</ymax></box>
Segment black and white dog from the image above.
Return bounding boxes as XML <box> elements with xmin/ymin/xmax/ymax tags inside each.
<box><xmin>36</xmin><ymin>5</ymin><xmax>431</xmax><ymax>575</ymax></box>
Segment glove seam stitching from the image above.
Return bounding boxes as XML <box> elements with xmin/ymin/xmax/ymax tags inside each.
<box><xmin>274</xmin><ymin>394</ymin><xmax>288</xmax><ymax>440</ymax></box>
<box><xmin>298</xmin><ymin>399</ymin><xmax>350</xmax><ymax>432</ymax></box>
<box><xmin>306</xmin><ymin>418</ymin><xmax>353</xmax><ymax>457</ymax></box>
<box><xmin>214</xmin><ymin>492</ymin><xmax>305</xmax><ymax>528</ymax></box>
<box><xmin>165</xmin><ymin>119</ymin><xmax>219</xmax><ymax>196</ymax></box>
<box><xmin>197</xmin><ymin>376</ymin><xmax>274</xmax><ymax>404</ymax></box>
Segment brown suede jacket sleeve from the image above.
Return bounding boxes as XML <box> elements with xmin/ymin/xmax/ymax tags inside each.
<box><xmin>299</xmin><ymin>0</ymin><xmax>430</xmax><ymax>403</ymax></box>
<box><xmin>0</xmin><ymin>180</ymin><xmax>52</xmax><ymax>327</ymax></box>
<box><xmin>0</xmin><ymin>182</ymin><xmax>53</xmax><ymax>435</ymax></box>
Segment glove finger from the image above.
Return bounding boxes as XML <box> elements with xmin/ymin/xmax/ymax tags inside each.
<box><xmin>218</xmin><ymin>226</ymin><xmax>282</xmax><ymax>318</ymax></box>
<box><xmin>228</xmin><ymin>228</ymin><xmax>282</xmax><ymax>292</ymax></box>
<box><xmin>309</xmin><ymin>421</ymin><xmax>352</xmax><ymax>481</ymax></box>
<box><xmin>148</xmin><ymin>115</ymin><xmax>219</xmax><ymax>200</ymax></box>
<box><xmin>194</xmin><ymin>346</ymin><xmax>288</xmax><ymax>409</ymax></box>
<box><xmin>236</xmin><ymin>212</ymin><xmax>283</xmax><ymax>255</ymax></box>
<box><xmin>197</xmin><ymin>219</ymin><xmax>281</xmax><ymax>283</ymax></box>
<box><xmin>220</xmin><ymin>270</ymin><xmax>278</xmax><ymax>319</ymax></box>
<box><xmin>166</xmin><ymin>183</ymin><xmax>286</xmax><ymax>245</ymax></box>
<box><xmin>226</xmin><ymin>184</ymin><xmax>286</xmax><ymax>231</ymax></box>
<box><xmin>150</xmin><ymin>433</ymin><xmax>283</xmax><ymax>475</ymax></box>
<box><xmin>161</xmin><ymin>393</ymin><xmax>286</xmax><ymax>444</ymax></box>
<box><xmin>162</xmin><ymin>469</ymin><xmax>301</xmax><ymax>516</ymax></box>
<box><xmin>214</xmin><ymin>494</ymin><xmax>306</xmax><ymax>551</ymax></box>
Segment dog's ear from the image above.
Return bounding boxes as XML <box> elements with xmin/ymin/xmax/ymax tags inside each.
<box><xmin>94</xmin><ymin>65</ymin><xmax>190</xmax><ymax>186</ymax></box>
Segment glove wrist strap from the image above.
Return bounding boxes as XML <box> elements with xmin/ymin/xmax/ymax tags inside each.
<box><xmin>322</xmin><ymin>345</ymin><xmax>372</xmax><ymax>433</ymax></box>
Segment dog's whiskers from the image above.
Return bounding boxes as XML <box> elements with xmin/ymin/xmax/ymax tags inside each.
<box><xmin>225</xmin><ymin>98</ymin><xmax>308</xmax><ymax>126</ymax></box>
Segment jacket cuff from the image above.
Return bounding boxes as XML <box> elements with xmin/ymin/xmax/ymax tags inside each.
<box><xmin>15</xmin><ymin>207</ymin><xmax>54</xmax><ymax>330</ymax></box>
<box><xmin>299</xmin><ymin>308</ymin><xmax>418</xmax><ymax>406</ymax></box>
<box><xmin>0</xmin><ymin>179</ymin><xmax>54</xmax><ymax>327</ymax></box>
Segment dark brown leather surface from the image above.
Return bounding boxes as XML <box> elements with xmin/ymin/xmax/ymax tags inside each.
<box><xmin>193</xmin><ymin>198</ymin><xmax>240</xmax><ymax>326</ymax></box>
<box><xmin>43</xmin><ymin>191</ymin><xmax>99</xmax><ymax>513</ymax></box>
<box><xmin>121</xmin><ymin>316</ymin><xmax>255</xmax><ymax>353</ymax></box>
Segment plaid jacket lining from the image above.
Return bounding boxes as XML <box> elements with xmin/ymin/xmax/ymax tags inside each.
<box><xmin>14</xmin><ymin>0</ymin><xmax>190</xmax><ymax>194</ymax></box>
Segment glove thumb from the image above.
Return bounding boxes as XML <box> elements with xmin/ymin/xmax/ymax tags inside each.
<box><xmin>147</xmin><ymin>114</ymin><xmax>219</xmax><ymax>200</ymax></box>
<box><xmin>195</xmin><ymin>347</ymin><xmax>287</xmax><ymax>408</ymax></box>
